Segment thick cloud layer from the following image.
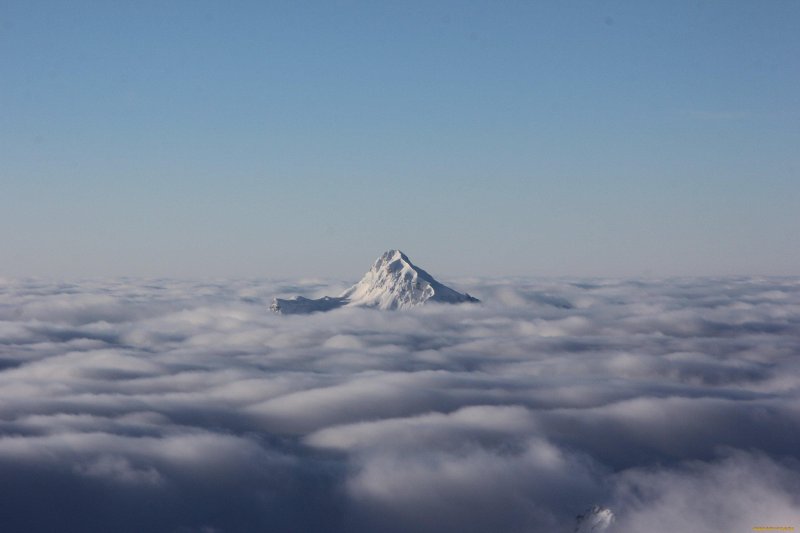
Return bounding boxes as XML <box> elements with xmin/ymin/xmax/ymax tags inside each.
<box><xmin>0</xmin><ymin>276</ymin><xmax>799</xmax><ymax>532</ymax></box>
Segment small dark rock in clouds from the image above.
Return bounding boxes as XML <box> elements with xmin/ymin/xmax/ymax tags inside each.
<box><xmin>0</xmin><ymin>277</ymin><xmax>799</xmax><ymax>532</ymax></box>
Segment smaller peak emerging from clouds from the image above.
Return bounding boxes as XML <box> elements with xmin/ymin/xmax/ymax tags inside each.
<box><xmin>271</xmin><ymin>250</ymin><xmax>479</xmax><ymax>314</ymax></box>
<box><xmin>574</xmin><ymin>505</ymin><xmax>614</xmax><ymax>533</ymax></box>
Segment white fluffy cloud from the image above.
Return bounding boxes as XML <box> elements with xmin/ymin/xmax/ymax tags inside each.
<box><xmin>0</xmin><ymin>276</ymin><xmax>798</xmax><ymax>532</ymax></box>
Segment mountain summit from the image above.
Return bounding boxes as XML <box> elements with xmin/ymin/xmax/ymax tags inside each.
<box><xmin>271</xmin><ymin>250</ymin><xmax>479</xmax><ymax>314</ymax></box>
<box><xmin>574</xmin><ymin>505</ymin><xmax>614</xmax><ymax>533</ymax></box>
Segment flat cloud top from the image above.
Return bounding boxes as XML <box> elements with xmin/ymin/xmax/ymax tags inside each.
<box><xmin>0</xmin><ymin>276</ymin><xmax>799</xmax><ymax>532</ymax></box>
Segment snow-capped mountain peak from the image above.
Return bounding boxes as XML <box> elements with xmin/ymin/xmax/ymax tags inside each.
<box><xmin>271</xmin><ymin>250</ymin><xmax>479</xmax><ymax>314</ymax></box>
<box><xmin>341</xmin><ymin>249</ymin><xmax>476</xmax><ymax>310</ymax></box>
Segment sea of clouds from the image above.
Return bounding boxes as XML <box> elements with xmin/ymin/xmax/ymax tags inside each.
<box><xmin>0</xmin><ymin>276</ymin><xmax>798</xmax><ymax>532</ymax></box>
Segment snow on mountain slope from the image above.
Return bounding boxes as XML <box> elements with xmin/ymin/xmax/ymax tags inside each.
<box><xmin>270</xmin><ymin>250</ymin><xmax>479</xmax><ymax>314</ymax></box>
<box><xmin>341</xmin><ymin>250</ymin><xmax>479</xmax><ymax>310</ymax></box>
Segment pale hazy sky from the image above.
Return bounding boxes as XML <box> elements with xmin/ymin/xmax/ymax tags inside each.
<box><xmin>2</xmin><ymin>1</ymin><xmax>798</xmax><ymax>278</ymax></box>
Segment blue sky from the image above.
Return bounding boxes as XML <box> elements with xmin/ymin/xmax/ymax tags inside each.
<box><xmin>1</xmin><ymin>1</ymin><xmax>798</xmax><ymax>278</ymax></box>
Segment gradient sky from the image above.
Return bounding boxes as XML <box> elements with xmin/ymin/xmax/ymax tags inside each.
<box><xmin>2</xmin><ymin>1</ymin><xmax>798</xmax><ymax>279</ymax></box>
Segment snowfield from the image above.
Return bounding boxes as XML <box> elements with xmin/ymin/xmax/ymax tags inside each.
<box><xmin>0</xmin><ymin>275</ymin><xmax>799</xmax><ymax>532</ymax></box>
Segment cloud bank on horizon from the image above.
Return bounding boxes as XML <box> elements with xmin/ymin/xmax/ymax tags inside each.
<box><xmin>0</xmin><ymin>276</ymin><xmax>799</xmax><ymax>532</ymax></box>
